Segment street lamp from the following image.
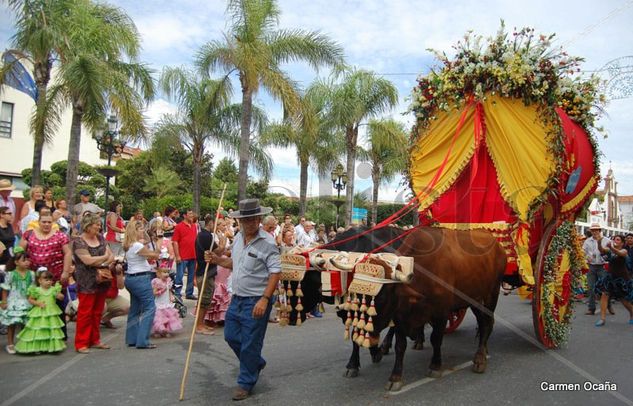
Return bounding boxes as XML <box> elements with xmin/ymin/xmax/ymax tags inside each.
<box><xmin>94</xmin><ymin>115</ymin><xmax>126</xmax><ymax>211</ymax></box>
<box><xmin>331</xmin><ymin>163</ymin><xmax>348</xmax><ymax>229</ymax></box>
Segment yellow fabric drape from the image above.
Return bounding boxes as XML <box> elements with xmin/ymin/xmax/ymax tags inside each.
<box><xmin>410</xmin><ymin>104</ymin><xmax>477</xmax><ymax>212</ymax></box>
<box><xmin>483</xmin><ymin>96</ymin><xmax>556</xmax><ymax>221</ymax></box>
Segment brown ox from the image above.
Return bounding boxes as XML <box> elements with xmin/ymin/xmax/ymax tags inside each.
<box><xmin>339</xmin><ymin>227</ymin><xmax>506</xmax><ymax>391</ymax></box>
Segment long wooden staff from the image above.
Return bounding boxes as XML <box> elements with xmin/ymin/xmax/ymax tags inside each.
<box><xmin>179</xmin><ymin>183</ymin><xmax>227</xmax><ymax>401</ymax></box>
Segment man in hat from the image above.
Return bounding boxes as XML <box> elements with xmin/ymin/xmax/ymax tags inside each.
<box><xmin>206</xmin><ymin>198</ymin><xmax>280</xmax><ymax>401</ymax></box>
<box><xmin>582</xmin><ymin>223</ymin><xmax>611</xmax><ymax>315</ymax></box>
<box><xmin>73</xmin><ymin>190</ymin><xmax>104</xmax><ymax>223</ymax></box>
<box><xmin>0</xmin><ymin>179</ymin><xmax>16</xmax><ymax>223</ymax></box>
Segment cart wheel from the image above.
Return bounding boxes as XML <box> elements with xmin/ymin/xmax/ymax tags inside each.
<box><xmin>445</xmin><ymin>309</ymin><xmax>467</xmax><ymax>334</ymax></box>
<box><xmin>532</xmin><ymin>221</ymin><xmax>576</xmax><ymax>349</ymax></box>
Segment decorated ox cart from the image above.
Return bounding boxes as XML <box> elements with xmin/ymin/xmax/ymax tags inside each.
<box><xmin>279</xmin><ymin>25</ymin><xmax>604</xmax><ymax>351</ymax></box>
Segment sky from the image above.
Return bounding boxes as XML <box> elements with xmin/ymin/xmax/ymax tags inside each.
<box><xmin>1</xmin><ymin>0</ymin><xmax>632</xmax><ymax>203</ymax></box>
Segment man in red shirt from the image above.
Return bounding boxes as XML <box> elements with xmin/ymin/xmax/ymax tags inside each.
<box><xmin>172</xmin><ymin>209</ymin><xmax>198</xmax><ymax>299</ymax></box>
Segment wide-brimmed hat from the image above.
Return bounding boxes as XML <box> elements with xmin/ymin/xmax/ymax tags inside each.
<box><xmin>590</xmin><ymin>223</ymin><xmax>602</xmax><ymax>230</ymax></box>
<box><xmin>0</xmin><ymin>179</ymin><xmax>15</xmax><ymax>191</ymax></box>
<box><xmin>229</xmin><ymin>199</ymin><xmax>272</xmax><ymax>219</ymax></box>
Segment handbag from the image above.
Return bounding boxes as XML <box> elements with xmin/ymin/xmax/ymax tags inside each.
<box><xmin>95</xmin><ymin>266</ymin><xmax>113</xmax><ymax>284</ymax></box>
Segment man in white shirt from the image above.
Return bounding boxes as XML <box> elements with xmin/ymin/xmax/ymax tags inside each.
<box><xmin>296</xmin><ymin>220</ymin><xmax>317</xmax><ymax>247</ymax></box>
<box><xmin>0</xmin><ymin>180</ymin><xmax>16</xmax><ymax>223</ymax></box>
<box><xmin>582</xmin><ymin>223</ymin><xmax>610</xmax><ymax>315</ymax></box>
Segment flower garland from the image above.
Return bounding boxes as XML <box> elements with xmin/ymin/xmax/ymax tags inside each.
<box><xmin>408</xmin><ymin>22</ymin><xmax>606</xmax><ymax>223</ymax></box>
<box><xmin>540</xmin><ymin>221</ymin><xmax>584</xmax><ymax>346</ymax></box>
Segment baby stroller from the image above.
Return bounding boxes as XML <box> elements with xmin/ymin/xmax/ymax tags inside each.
<box><xmin>160</xmin><ymin>250</ymin><xmax>187</xmax><ymax>319</ymax></box>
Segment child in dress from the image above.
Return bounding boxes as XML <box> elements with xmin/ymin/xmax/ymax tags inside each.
<box><xmin>0</xmin><ymin>248</ymin><xmax>35</xmax><ymax>354</ymax></box>
<box><xmin>151</xmin><ymin>268</ymin><xmax>182</xmax><ymax>337</ymax></box>
<box><xmin>15</xmin><ymin>269</ymin><xmax>66</xmax><ymax>354</ymax></box>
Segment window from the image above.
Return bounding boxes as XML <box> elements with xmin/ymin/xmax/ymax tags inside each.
<box><xmin>0</xmin><ymin>102</ymin><xmax>14</xmax><ymax>138</ymax></box>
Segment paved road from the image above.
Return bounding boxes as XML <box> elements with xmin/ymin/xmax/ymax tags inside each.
<box><xmin>1</xmin><ymin>293</ymin><xmax>632</xmax><ymax>406</ymax></box>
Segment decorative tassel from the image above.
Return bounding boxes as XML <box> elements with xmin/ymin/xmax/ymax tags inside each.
<box><xmin>362</xmin><ymin>336</ymin><xmax>371</xmax><ymax>348</ymax></box>
<box><xmin>274</xmin><ymin>300</ymin><xmax>281</xmax><ymax>309</ymax></box>
<box><xmin>352</xmin><ymin>311</ymin><xmax>359</xmax><ymax>327</ymax></box>
<box><xmin>273</xmin><ymin>288</ymin><xmax>279</xmax><ymax>296</ymax></box>
<box><xmin>351</xmin><ymin>294</ymin><xmax>359</xmax><ymax>312</ymax></box>
<box><xmin>365</xmin><ymin>316</ymin><xmax>374</xmax><ymax>333</ymax></box>
<box><xmin>279</xmin><ymin>315</ymin><xmax>289</xmax><ymax>326</ymax></box>
<box><xmin>295</xmin><ymin>297</ymin><xmax>304</xmax><ymax>312</ymax></box>
<box><xmin>367</xmin><ymin>297</ymin><xmax>377</xmax><ymax>317</ymax></box>
<box><xmin>388</xmin><ymin>320</ymin><xmax>395</xmax><ymax>327</ymax></box>
<box><xmin>296</xmin><ymin>282</ymin><xmax>304</xmax><ymax>297</ymax></box>
<box><xmin>345</xmin><ymin>311</ymin><xmax>352</xmax><ymax>327</ymax></box>
<box><xmin>359</xmin><ymin>295</ymin><xmax>367</xmax><ymax>313</ymax></box>
<box><xmin>286</xmin><ymin>303</ymin><xmax>293</xmax><ymax>313</ymax></box>
<box><xmin>357</xmin><ymin>313</ymin><xmax>366</xmax><ymax>330</ymax></box>
<box><xmin>344</xmin><ymin>294</ymin><xmax>352</xmax><ymax>311</ymax></box>
<box><xmin>286</xmin><ymin>286</ymin><xmax>294</xmax><ymax>297</ymax></box>
<box><xmin>356</xmin><ymin>330</ymin><xmax>365</xmax><ymax>346</ymax></box>
<box><xmin>278</xmin><ymin>284</ymin><xmax>285</xmax><ymax>297</ymax></box>
<box><xmin>296</xmin><ymin>315</ymin><xmax>302</xmax><ymax>326</ymax></box>
<box><xmin>319</xmin><ymin>302</ymin><xmax>325</xmax><ymax>313</ymax></box>
<box><xmin>352</xmin><ymin>328</ymin><xmax>359</xmax><ymax>342</ymax></box>
<box><xmin>344</xmin><ymin>326</ymin><xmax>350</xmax><ymax>340</ymax></box>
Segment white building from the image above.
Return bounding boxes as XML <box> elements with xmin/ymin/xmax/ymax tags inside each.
<box><xmin>618</xmin><ymin>195</ymin><xmax>633</xmax><ymax>230</ymax></box>
<box><xmin>0</xmin><ymin>64</ymin><xmax>105</xmax><ymax>197</ymax></box>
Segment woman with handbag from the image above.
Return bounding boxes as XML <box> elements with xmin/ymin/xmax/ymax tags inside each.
<box><xmin>105</xmin><ymin>201</ymin><xmax>125</xmax><ymax>257</ymax></box>
<box><xmin>72</xmin><ymin>213</ymin><xmax>114</xmax><ymax>353</ymax></box>
<box><xmin>123</xmin><ymin>219</ymin><xmax>160</xmax><ymax>349</ymax></box>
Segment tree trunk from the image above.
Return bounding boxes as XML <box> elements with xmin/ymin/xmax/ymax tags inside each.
<box><xmin>298</xmin><ymin>159</ymin><xmax>309</xmax><ymax>216</ymax></box>
<box><xmin>30</xmin><ymin>58</ymin><xmax>52</xmax><ymax>186</ymax></box>
<box><xmin>344</xmin><ymin>125</ymin><xmax>358</xmax><ymax>226</ymax></box>
<box><xmin>65</xmin><ymin>102</ymin><xmax>84</xmax><ymax>206</ymax></box>
<box><xmin>371</xmin><ymin>164</ymin><xmax>380</xmax><ymax>225</ymax></box>
<box><xmin>238</xmin><ymin>77</ymin><xmax>253</xmax><ymax>202</ymax></box>
<box><xmin>192</xmin><ymin>139</ymin><xmax>203</xmax><ymax>215</ymax></box>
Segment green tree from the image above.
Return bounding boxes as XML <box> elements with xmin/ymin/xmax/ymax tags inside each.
<box><xmin>314</xmin><ymin>70</ymin><xmax>398</xmax><ymax>225</ymax></box>
<box><xmin>43</xmin><ymin>1</ymin><xmax>155</xmax><ymax>205</ymax></box>
<box><xmin>143</xmin><ymin>166</ymin><xmax>180</xmax><ymax>199</ymax></box>
<box><xmin>261</xmin><ymin>82</ymin><xmax>343</xmax><ymax>216</ymax></box>
<box><xmin>2</xmin><ymin>0</ymin><xmax>75</xmax><ymax>185</ymax></box>
<box><xmin>156</xmin><ymin>66</ymin><xmax>271</xmax><ymax>213</ymax></box>
<box><xmin>359</xmin><ymin>119</ymin><xmax>408</xmax><ymax>224</ymax></box>
<box><xmin>195</xmin><ymin>0</ymin><xmax>345</xmax><ymax>201</ymax></box>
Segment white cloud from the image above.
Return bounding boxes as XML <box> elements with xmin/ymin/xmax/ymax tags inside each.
<box><xmin>144</xmin><ymin>98</ymin><xmax>178</xmax><ymax>125</ymax></box>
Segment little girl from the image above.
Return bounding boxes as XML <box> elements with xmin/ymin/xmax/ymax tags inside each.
<box><xmin>15</xmin><ymin>269</ymin><xmax>66</xmax><ymax>354</ymax></box>
<box><xmin>0</xmin><ymin>248</ymin><xmax>35</xmax><ymax>354</ymax></box>
<box><xmin>151</xmin><ymin>268</ymin><xmax>182</xmax><ymax>337</ymax></box>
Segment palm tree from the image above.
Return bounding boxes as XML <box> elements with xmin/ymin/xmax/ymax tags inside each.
<box><xmin>156</xmin><ymin>66</ymin><xmax>272</xmax><ymax>213</ymax></box>
<box><xmin>314</xmin><ymin>69</ymin><xmax>398</xmax><ymax>225</ymax></box>
<box><xmin>195</xmin><ymin>0</ymin><xmax>345</xmax><ymax>201</ymax></box>
<box><xmin>2</xmin><ymin>0</ymin><xmax>74</xmax><ymax>185</ymax></box>
<box><xmin>143</xmin><ymin>166</ymin><xmax>180</xmax><ymax>199</ymax></box>
<box><xmin>45</xmin><ymin>1</ymin><xmax>155</xmax><ymax>205</ymax></box>
<box><xmin>261</xmin><ymin>83</ymin><xmax>343</xmax><ymax>216</ymax></box>
<box><xmin>358</xmin><ymin>119</ymin><xmax>408</xmax><ymax>224</ymax></box>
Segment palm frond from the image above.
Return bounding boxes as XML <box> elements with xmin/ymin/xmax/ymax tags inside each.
<box><xmin>267</xmin><ymin>29</ymin><xmax>345</xmax><ymax>71</ymax></box>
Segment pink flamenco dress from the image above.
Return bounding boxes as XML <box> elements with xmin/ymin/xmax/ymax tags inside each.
<box><xmin>204</xmin><ymin>264</ymin><xmax>232</xmax><ymax>324</ymax></box>
<box><xmin>151</xmin><ymin>278</ymin><xmax>182</xmax><ymax>335</ymax></box>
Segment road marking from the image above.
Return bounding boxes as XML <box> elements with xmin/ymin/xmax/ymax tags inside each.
<box><xmin>1</xmin><ymin>333</ymin><xmax>119</xmax><ymax>406</ymax></box>
<box><xmin>388</xmin><ymin>359</ymin><xmax>477</xmax><ymax>395</ymax></box>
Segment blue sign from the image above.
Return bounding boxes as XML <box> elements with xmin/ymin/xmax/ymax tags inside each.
<box><xmin>351</xmin><ymin>207</ymin><xmax>368</xmax><ymax>225</ymax></box>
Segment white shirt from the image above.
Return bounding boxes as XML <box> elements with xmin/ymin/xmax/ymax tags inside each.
<box><xmin>582</xmin><ymin>236</ymin><xmax>610</xmax><ymax>265</ymax></box>
<box><xmin>296</xmin><ymin>228</ymin><xmax>317</xmax><ymax>247</ymax></box>
<box><xmin>125</xmin><ymin>241</ymin><xmax>153</xmax><ymax>274</ymax></box>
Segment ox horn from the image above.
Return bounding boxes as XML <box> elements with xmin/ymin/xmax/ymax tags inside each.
<box><xmin>309</xmin><ymin>253</ymin><xmax>326</xmax><ymax>269</ymax></box>
<box><xmin>393</xmin><ymin>270</ymin><xmax>413</xmax><ymax>284</ymax></box>
<box><xmin>329</xmin><ymin>254</ymin><xmax>357</xmax><ymax>271</ymax></box>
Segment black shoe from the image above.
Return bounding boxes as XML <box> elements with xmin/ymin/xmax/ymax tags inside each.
<box><xmin>185</xmin><ymin>295</ymin><xmax>198</xmax><ymax>300</ymax></box>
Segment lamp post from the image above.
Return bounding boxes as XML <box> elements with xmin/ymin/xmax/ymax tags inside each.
<box><xmin>331</xmin><ymin>163</ymin><xmax>348</xmax><ymax>229</ymax></box>
<box><xmin>94</xmin><ymin>115</ymin><xmax>126</xmax><ymax>211</ymax></box>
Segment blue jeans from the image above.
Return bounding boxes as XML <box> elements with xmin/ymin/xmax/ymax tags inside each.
<box><xmin>587</xmin><ymin>264</ymin><xmax>607</xmax><ymax>312</ymax></box>
<box><xmin>125</xmin><ymin>274</ymin><xmax>156</xmax><ymax>348</ymax></box>
<box><xmin>175</xmin><ymin>259</ymin><xmax>196</xmax><ymax>297</ymax></box>
<box><xmin>224</xmin><ymin>296</ymin><xmax>272</xmax><ymax>391</ymax></box>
